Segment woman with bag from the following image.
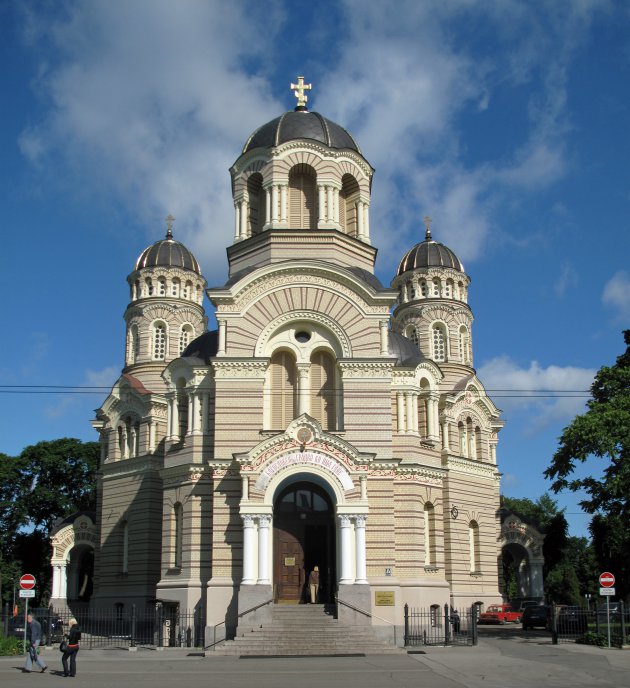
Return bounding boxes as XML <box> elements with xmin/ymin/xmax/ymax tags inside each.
<box><xmin>61</xmin><ymin>617</ymin><xmax>81</xmax><ymax>677</ymax></box>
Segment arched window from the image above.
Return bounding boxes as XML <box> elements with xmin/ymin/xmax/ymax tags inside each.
<box><xmin>179</xmin><ymin>324</ymin><xmax>193</xmax><ymax>354</ymax></box>
<box><xmin>310</xmin><ymin>350</ymin><xmax>336</xmax><ymax>430</ymax></box>
<box><xmin>145</xmin><ymin>278</ymin><xmax>154</xmax><ymax>296</ymax></box>
<box><xmin>247</xmin><ymin>173</ymin><xmax>265</xmax><ymax>236</ymax></box>
<box><xmin>420</xmin><ymin>280</ymin><xmax>428</xmax><ymax>297</ymax></box>
<box><xmin>457</xmin><ymin>281</ymin><xmax>464</xmax><ymax>300</ymax></box>
<box><xmin>176</xmin><ymin>378</ymin><xmax>188</xmax><ymax>440</ymax></box>
<box><xmin>445</xmin><ymin>280</ymin><xmax>453</xmax><ymax>298</ymax></box>
<box><xmin>153</xmin><ymin>322</ymin><xmax>167</xmax><ymax>360</ymax></box>
<box><xmin>339</xmin><ymin>174</ymin><xmax>360</xmax><ymax>236</ymax></box>
<box><xmin>171</xmin><ymin>277</ymin><xmax>180</xmax><ymax>297</ymax></box>
<box><xmin>406</xmin><ymin>325</ymin><xmax>420</xmax><ymax>348</ymax></box>
<box><xmin>118</xmin><ymin>425</ymin><xmax>125</xmax><ymax>459</ymax></box>
<box><xmin>158</xmin><ymin>277</ymin><xmax>166</xmax><ymax>296</ymax></box>
<box><xmin>409</xmin><ymin>281</ymin><xmax>416</xmax><ymax>299</ymax></box>
<box><xmin>432</xmin><ymin>279</ymin><xmax>440</xmax><ymax>297</ymax></box>
<box><xmin>270</xmin><ymin>350</ymin><xmax>297</xmax><ymax>429</ymax></box>
<box><xmin>469</xmin><ymin>520</ymin><xmax>480</xmax><ymax>572</ymax></box>
<box><xmin>459</xmin><ymin>326</ymin><xmax>470</xmax><ymax>364</ymax></box>
<box><xmin>424</xmin><ymin>502</ymin><xmax>436</xmax><ymax>567</ymax></box>
<box><xmin>173</xmin><ymin>503</ymin><xmax>183</xmax><ymax>569</ymax></box>
<box><xmin>184</xmin><ymin>281</ymin><xmax>192</xmax><ymax>299</ymax></box>
<box><xmin>134</xmin><ymin>280</ymin><xmax>140</xmax><ymax>300</ymax></box>
<box><xmin>432</xmin><ymin>324</ymin><xmax>447</xmax><ymax>362</ymax></box>
<box><xmin>288</xmin><ymin>164</ymin><xmax>317</xmax><ymax>230</ymax></box>
<box><xmin>121</xmin><ymin>520</ymin><xmax>129</xmax><ymax>574</ymax></box>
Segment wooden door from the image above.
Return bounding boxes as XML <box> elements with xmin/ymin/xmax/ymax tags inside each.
<box><xmin>274</xmin><ymin>523</ymin><xmax>305</xmax><ymax>603</ymax></box>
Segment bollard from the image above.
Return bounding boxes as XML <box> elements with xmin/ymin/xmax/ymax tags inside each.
<box><xmin>403</xmin><ymin>604</ymin><xmax>409</xmax><ymax>646</ymax></box>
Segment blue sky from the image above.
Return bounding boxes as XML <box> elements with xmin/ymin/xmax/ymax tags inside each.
<box><xmin>1</xmin><ymin>1</ymin><xmax>629</xmax><ymax>538</ymax></box>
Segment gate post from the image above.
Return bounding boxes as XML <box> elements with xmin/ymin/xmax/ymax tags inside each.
<box><xmin>621</xmin><ymin>600</ymin><xmax>626</xmax><ymax>646</ymax></box>
<box><xmin>551</xmin><ymin>603</ymin><xmax>558</xmax><ymax>645</ymax></box>
<box><xmin>403</xmin><ymin>604</ymin><xmax>409</xmax><ymax>646</ymax></box>
<box><xmin>130</xmin><ymin>604</ymin><xmax>137</xmax><ymax>649</ymax></box>
<box><xmin>444</xmin><ymin>604</ymin><xmax>451</xmax><ymax>647</ymax></box>
<box><xmin>471</xmin><ymin>604</ymin><xmax>478</xmax><ymax>646</ymax></box>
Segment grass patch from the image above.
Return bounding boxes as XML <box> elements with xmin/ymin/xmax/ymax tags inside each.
<box><xmin>0</xmin><ymin>635</ymin><xmax>23</xmax><ymax>656</ymax></box>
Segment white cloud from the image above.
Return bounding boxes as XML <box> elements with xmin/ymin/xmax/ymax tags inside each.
<box><xmin>602</xmin><ymin>271</ymin><xmax>630</xmax><ymax>321</ymax></box>
<box><xmin>44</xmin><ymin>365</ymin><xmax>119</xmax><ymax>419</ymax></box>
<box><xmin>554</xmin><ymin>262</ymin><xmax>578</xmax><ymax>297</ymax></box>
<box><xmin>477</xmin><ymin>355</ymin><xmax>595</xmax><ymax>431</ymax></box>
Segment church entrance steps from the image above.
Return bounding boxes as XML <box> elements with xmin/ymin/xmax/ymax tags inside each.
<box><xmin>210</xmin><ymin>604</ymin><xmax>404</xmax><ymax>656</ymax></box>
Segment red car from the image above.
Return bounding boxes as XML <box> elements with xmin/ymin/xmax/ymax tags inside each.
<box><xmin>478</xmin><ymin>604</ymin><xmax>522</xmax><ymax>624</ymax></box>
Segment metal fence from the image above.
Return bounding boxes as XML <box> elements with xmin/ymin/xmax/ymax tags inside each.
<box><xmin>552</xmin><ymin>601</ymin><xmax>629</xmax><ymax>647</ymax></box>
<box><xmin>2</xmin><ymin>605</ymin><xmax>205</xmax><ymax>650</ymax></box>
<box><xmin>404</xmin><ymin>603</ymin><xmax>477</xmax><ymax>647</ymax></box>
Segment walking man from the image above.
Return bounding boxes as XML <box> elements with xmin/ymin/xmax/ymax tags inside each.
<box><xmin>23</xmin><ymin>613</ymin><xmax>48</xmax><ymax>673</ymax></box>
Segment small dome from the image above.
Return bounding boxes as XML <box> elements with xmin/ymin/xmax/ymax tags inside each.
<box><xmin>135</xmin><ymin>234</ymin><xmax>201</xmax><ymax>275</ymax></box>
<box><xmin>388</xmin><ymin>331</ymin><xmax>423</xmax><ymax>367</ymax></box>
<box><xmin>181</xmin><ymin>330</ymin><xmax>218</xmax><ymax>362</ymax></box>
<box><xmin>397</xmin><ymin>227</ymin><xmax>464</xmax><ymax>277</ymax></box>
<box><xmin>243</xmin><ymin>110</ymin><xmax>360</xmax><ymax>154</ymax></box>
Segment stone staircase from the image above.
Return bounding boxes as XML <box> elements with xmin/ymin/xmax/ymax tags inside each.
<box><xmin>211</xmin><ymin>603</ymin><xmax>404</xmax><ymax>656</ymax></box>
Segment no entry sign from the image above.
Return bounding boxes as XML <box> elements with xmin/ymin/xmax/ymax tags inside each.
<box><xmin>599</xmin><ymin>572</ymin><xmax>615</xmax><ymax>588</ymax></box>
<box><xmin>19</xmin><ymin>574</ymin><xmax>36</xmax><ymax>590</ymax></box>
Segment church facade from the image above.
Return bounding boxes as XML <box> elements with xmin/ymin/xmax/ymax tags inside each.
<box><xmin>78</xmin><ymin>82</ymin><xmax>505</xmax><ymax>640</ymax></box>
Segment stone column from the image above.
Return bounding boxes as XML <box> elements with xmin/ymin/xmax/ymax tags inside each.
<box><xmin>441</xmin><ymin>418</ymin><xmax>450</xmax><ymax>451</ymax></box>
<box><xmin>297</xmin><ymin>364</ymin><xmax>310</xmax><ymax>416</ymax></box>
<box><xmin>364</xmin><ymin>204</ymin><xmax>370</xmax><ymax>242</ymax></box>
<box><xmin>357</xmin><ymin>201</ymin><xmax>364</xmax><ymax>237</ymax></box>
<box><xmin>326</xmin><ymin>186</ymin><xmax>334</xmax><ymax>222</ymax></box>
<box><xmin>257</xmin><ymin>515</ymin><xmax>271</xmax><ymax>584</ymax></box>
<box><xmin>186</xmin><ymin>394</ymin><xmax>193</xmax><ymax>435</ymax></box>
<box><xmin>280</xmin><ymin>184</ymin><xmax>288</xmax><ymax>224</ymax></box>
<box><xmin>530</xmin><ymin>561</ymin><xmax>544</xmax><ymax>598</ymax></box>
<box><xmin>239</xmin><ymin>199</ymin><xmax>248</xmax><ymax>239</ymax></box>
<box><xmin>265</xmin><ymin>187</ymin><xmax>271</xmax><ymax>226</ymax></box>
<box><xmin>338</xmin><ymin>515</ymin><xmax>354</xmax><ymax>584</ymax></box>
<box><xmin>318</xmin><ymin>185</ymin><xmax>326</xmax><ymax>224</ymax></box>
<box><xmin>241</xmin><ymin>475</ymin><xmax>249</xmax><ymax>502</ymax></box>
<box><xmin>191</xmin><ymin>393</ymin><xmax>201</xmax><ymax>434</ymax></box>
<box><xmin>428</xmin><ymin>394</ymin><xmax>440</xmax><ymax>441</ymax></box>
<box><xmin>201</xmin><ymin>393</ymin><xmax>210</xmax><ymax>434</ymax></box>
<box><xmin>379</xmin><ymin>320</ymin><xmax>388</xmax><ymax>356</ymax></box>
<box><xmin>405</xmin><ymin>393</ymin><xmax>413</xmax><ymax>435</ymax></box>
<box><xmin>234</xmin><ymin>202</ymin><xmax>240</xmax><ymax>242</ymax></box>
<box><xmin>241</xmin><ymin>515</ymin><xmax>256</xmax><ymax>585</ymax></box>
<box><xmin>396</xmin><ymin>392</ymin><xmax>405</xmax><ymax>433</ymax></box>
<box><xmin>148</xmin><ymin>420</ymin><xmax>156</xmax><ymax>452</ymax></box>
<box><xmin>411</xmin><ymin>393</ymin><xmax>419</xmax><ymax>433</ymax></box>
<box><xmin>271</xmin><ymin>185</ymin><xmax>279</xmax><ymax>223</ymax></box>
<box><xmin>360</xmin><ymin>475</ymin><xmax>368</xmax><ymax>501</ymax></box>
<box><xmin>354</xmin><ymin>516</ymin><xmax>368</xmax><ymax>584</ymax></box>
<box><xmin>218</xmin><ymin>320</ymin><xmax>226</xmax><ymax>356</ymax></box>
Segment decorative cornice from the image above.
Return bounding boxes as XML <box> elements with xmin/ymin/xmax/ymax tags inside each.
<box><xmin>443</xmin><ymin>455</ymin><xmax>500</xmax><ymax>478</ymax></box>
<box><xmin>337</xmin><ymin>360</ymin><xmax>394</xmax><ymax>378</ymax></box>
<box><xmin>212</xmin><ymin>359</ymin><xmax>268</xmax><ymax>379</ymax></box>
<box><xmin>101</xmin><ymin>455</ymin><xmax>162</xmax><ymax>479</ymax></box>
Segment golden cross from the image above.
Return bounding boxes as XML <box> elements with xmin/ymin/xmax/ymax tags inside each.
<box><xmin>165</xmin><ymin>213</ymin><xmax>175</xmax><ymax>239</ymax></box>
<box><xmin>423</xmin><ymin>215</ymin><xmax>432</xmax><ymax>240</ymax></box>
<box><xmin>291</xmin><ymin>76</ymin><xmax>312</xmax><ymax>109</ymax></box>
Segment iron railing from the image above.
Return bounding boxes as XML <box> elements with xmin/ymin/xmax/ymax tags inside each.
<box><xmin>404</xmin><ymin>603</ymin><xmax>477</xmax><ymax>647</ymax></box>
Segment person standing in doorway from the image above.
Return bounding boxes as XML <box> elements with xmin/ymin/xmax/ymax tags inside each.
<box><xmin>308</xmin><ymin>565</ymin><xmax>320</xmax><ymax>604</ymax></box>
<box><xmin>62</xmin><ymin>617</ymin><xmax>81</xmax><ymax>677</ymax></box>
<box><xmin>23</xmin><ymin>613</ymin><xmax>48</xmax><ymax>673</ymax></box>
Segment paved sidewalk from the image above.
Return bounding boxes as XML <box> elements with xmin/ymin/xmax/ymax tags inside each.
<box><xmin>1</xmin><ymin>635</ymin><xmax>629</xmax><ymax>688</ymax></box>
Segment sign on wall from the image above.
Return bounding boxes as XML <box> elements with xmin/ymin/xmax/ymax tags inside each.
<box><xmin>374</xmin><ymin>591</ymin><xmax>395</xmax><ymax>606</ymax></box>
<box><xmin>255</xmin><ymin>452</ymin><xmax>354</xmax><ymax>491</ymax></box>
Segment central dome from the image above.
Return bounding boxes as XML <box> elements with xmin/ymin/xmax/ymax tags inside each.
<box><xmin>242</xmin><ymin>110</ymin><xmax>361</xmax><ymax>154</ymax></box>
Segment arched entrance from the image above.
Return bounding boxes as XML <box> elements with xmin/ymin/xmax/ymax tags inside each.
<box><xmin>273</xmin><ymin>481</ymin><xmax>336</xmax><ymax>604</ymax></box>
<box><xmin>499</xmin><ymin>511</ymin><xmax>545</xmax><ymax>603</ymax></box>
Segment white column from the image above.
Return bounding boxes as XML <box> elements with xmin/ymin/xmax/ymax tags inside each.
<box><xmin>52</xmin><ymin>565</ymin><xmax>61</xmax><ymax>598</ymax></box>
<box><xmin>148</xmin><ymin>420</ymin><xmax>156</xmax><ymax>452</ymax></box>
<box><xmin>218</xmin><ymin>320</ymin><xmax>226</xmax><ymax>356</ymax></box>
<box><xmin>239</xmin><ymin>200</ymin><xmax>248</xmax><ymax>239</ymax></box>
<box><xmin>333</xmin><ymin>187</ymin><xmax>340</xmax><ymax>223</ymax></box>
<box><xmin>326</xmin><ymin>186</ymin><xmax>333</xmax><ymax>223</ymax></box>
<box><xmin>280</xmin><ymin>184</ymin><xmax>288</xmax><ymax>224</ymax></box>
<box><xmin>354</xmin><ymin>516</ymin><xmax>368</xmax><ymax>584</ymax></box>
<box><xmin>360</xmin><ymin>475</ymin><xmax>368</xmax><ymax>501</ymax></box>
<box><xmin>412</xmin><ymin>394</ymin><xmax>419</xmax><ymax>433</ymax></box>
<box><xmin>318</xmin><ymin>185</ymin><xmax>326</xmax><ymax>224</ymax></box>
<box><xmin>241</xmin><ymin>515</ymin><xmax>256</xmax><ymax>585</ymax></box>
<box><xmin>338</xmin><ymin>515</ymin><xmax>354</xmax><ymax>584</ymax></box>
<box><xmin>121</xmin><ymin>427</ymin><xmax>128</xmax><ymax>458</ymax></box>
<box><xmin>241</xmin><ymin>475</ymin><xmax>249</xmax><ymax>502</ymax></box>
<box><xmin>396</xmin><ymin>392</ymin><xmax>405</xmax><ymax>433</ymax></box>
<box><xmin>379</xmin><ymin>320</ymin><xmax>388</xmax><ymax>356</ymax></box>
<box><xmin>441</xmin><ymin>419</ymin><xmax>449</xmax><ymax>450</ymax></box>
<box><xmin>234</xmin><ymin>202</ymin><xmax>240</xmax><ymax>242</ymax></box>
<box><xmin>186</xmin><ymin>394</ymin><xmax>193</xmax><ymax>435</ymax></box>
<box><xmin>405</xmin><ymin>393</ymin><xmax>413</xmax><ymax>435</ymax></box>
<box><xmin>357</xmin><ymin>201</ymin><xmax>364</xmax><ymax>237</ymax></box>
<box><xmin>202</xmin><ymin>393</ymin><xmax>210</xmax><ymax>434</ymax></box>
<box><xmin>271</xmin><ymin>185</ymin><xmax>279</xmax><ymax>223</ymax></box>
<box><xmin>428</xmin><ymin>394</ymin><xmax>439</xmax><ymax>440</ymax></box>
<box><xmin>364</xmin><ymin>203</ymin><xmax>370</xmax><ymax>242</ymax></box>
<box><xmin>265</xmin><ymin>188</ymin><xmax>271</xmax><ymax>226</ymax></box>
<box><xmin>59</xmin><ymin>564</ymin><xmax>67</xmax><ymax>600</ymax></box>
<box><xmin>191</xmin><ymin>393</ymin><xmax>201</xmax><ymax>434</ymax></box>
<box><xmin>257</xmin><ymin>515</ymin><xmax>271</xmax><ymax>584</ymax></box>
<box><xmin>297</xmin><ymin>365</ymin><xmax>309</xmax><ymax>416</ymax></box>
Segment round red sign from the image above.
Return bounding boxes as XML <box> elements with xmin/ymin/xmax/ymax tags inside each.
<box><xmin>19</xmin><ymin>574</ymin><xmax>36</xmax><ymax>590</ymax></box>
<box><xmin>599</xmin><ymin>572</ymin><xmax>615</xmax><ymax>588</ymax></box>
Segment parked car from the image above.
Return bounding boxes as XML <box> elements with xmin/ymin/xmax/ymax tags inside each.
<box><xmin>521</xmin><ymin>605</ymin><xmax>550</xmax><ymax>630</ymax></box>
<box><xmin>597</xmin><ymin>602</ymin><xmax>620</xmax><ymax>619</ymax></box>
<box><xmin>7</xmin><ymin>612</ymin><xmax>65</xmax><ymax>645</ymax></box>
<box><xmin>556</xmin><ymin>606</ymin><xmax>588</xmax><ymax>634</ymax></box>
<box><xmin>478</xmin><ymin>604</ymin><xmax>522</xmax><ymax>624</ymax></box>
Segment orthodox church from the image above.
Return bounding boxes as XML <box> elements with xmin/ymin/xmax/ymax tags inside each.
<box><xmin>56</xmin><ymin>80</ymin><xmax>507</xmax><ymax>642</ymax></box>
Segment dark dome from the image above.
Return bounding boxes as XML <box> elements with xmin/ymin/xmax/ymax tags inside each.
<box><xmin>135</xmin><ymin>235</ymin><xmax>201</xmax><ymax>275</ymax></box>
<box><xmin>181</xmin><ymin>330</ymin><xmax>218</xmax><ymax>362</ymax></box>
<box><xmin>243</xmin><ymin>110</ymin><xmax>361</xmax><ymax>154</ymax></box>
<box><xmin>388</xmin><ymin>331</ymin><xmax>423</xmax><ymax>367</ymax></box>
<box><xmin>397</xmin><ymin>235</ymin><xmax>464</xmax><ymax>276</ymax></box>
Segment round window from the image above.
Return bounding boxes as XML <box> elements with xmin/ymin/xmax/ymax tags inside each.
<box><xmin>295</xmin><ymin>331</ymin><xmax>311</xmax><ymax>343</ymax></box>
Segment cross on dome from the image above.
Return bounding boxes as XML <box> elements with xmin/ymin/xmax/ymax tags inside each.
<box><xmin>165</xmin><ymin>213</ymin><xmax>175</xmax><ymax>239</ymax></box>
<box><xmin>291</xmin><ymin>76</ymin><xmax>312</xmax><ymax>110</ymax></box>
<box><xmin>423</xmin><ymin>215</ymin><xmax>433</xmax><ymax>241</ymax></box>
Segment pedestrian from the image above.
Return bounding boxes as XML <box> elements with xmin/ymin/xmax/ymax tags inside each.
<box><xmin>308</xmin><ymin>565</ymin><xmax>320</xmax><ymax>604</ymax></box>
<box><xmin>450</xmin><ymin>607</ymin><xmax>460</xmax><ymax>633</ymax></box>
<box><xmin>62</xmin><ymin>617</ymin><xmax>81</xmax><ymax>678</ymax></box>
<box><xmin>23</xmin><ymin>613</ymin><xmax>48</xmax><ymax>673</ymax></box>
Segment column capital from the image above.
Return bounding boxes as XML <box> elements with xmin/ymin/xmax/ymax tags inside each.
<box><xmin>353</xmin><ymin>514</ymin><xmax>368</xmax><ymax>527</ymax></box>
<box><xmin>257</xmin><ymin>515</ymin><xmax>272</xmax><ymax>528</ymax></box>
<box><xmin>241</xmin><ymin>514</ymin><xmax>256</xmax><ymax>528</ymax></box>
<box><xmin>338</xmin><ymin>514</ymin><xmax>353</xmax><ymax>528</ymax></box>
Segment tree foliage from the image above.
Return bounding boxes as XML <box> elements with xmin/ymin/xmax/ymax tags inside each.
<box><xmin>0</xmin><ymin>438</ymin><xmax>98</xmax><ymax>605</ymax></box>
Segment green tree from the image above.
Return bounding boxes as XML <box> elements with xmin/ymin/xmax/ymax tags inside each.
<box><xmin>545</xmin><ymin>330</ymin><xmax>630</xmax><ymax>598</ymax></box>
<box><xmin>545</xmin><ymin>562</ymin><xmax>581</xmax><ymax>605</ymax></box>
